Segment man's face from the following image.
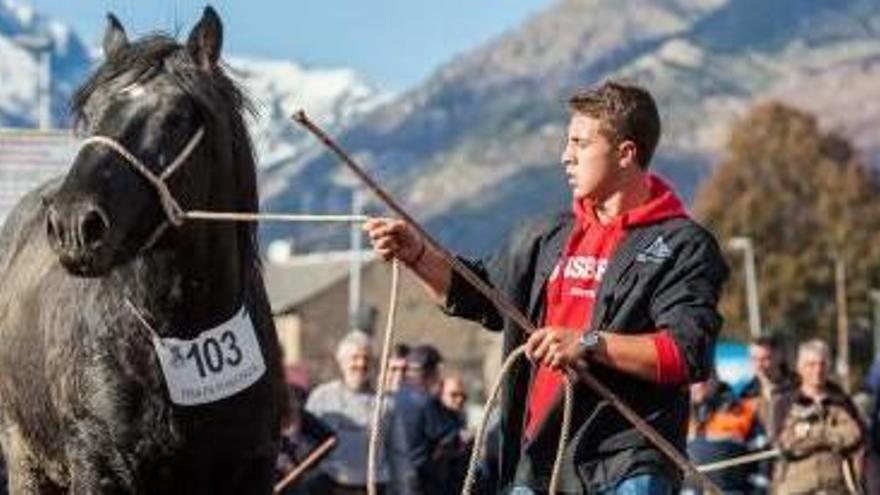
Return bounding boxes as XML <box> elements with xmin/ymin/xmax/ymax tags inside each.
<box><xmin>339</xmin><ymin>346</ymin><xmax>372</xmax><ymax>391</ymax></box>
<box><xmin>441</xmin><ymin>377</ymin><xmax>467</xmax><ymax>413</ymax></box>
<box><xmin>749</xmin><ymin>344</ymin><xmax>775</xmax><ymax>379</ymax></box>
<box><xmin>690</xmin><ymin>380</ymin><xmax>712</xmax><ymax>404</ymax></box>
<box><xmin>385</xmin><ymin>356</ymin><xmax>407</xmax><ymax>391</ymax></box>
<box><xmin>798</xmin><ymin>351</ymin><xmax>828</xmax><ymax>391</ymax></box>
<box><xmin>561</xmin><ymin>113</ymin><xmax>622</xmax><ymax>201</ymax></box>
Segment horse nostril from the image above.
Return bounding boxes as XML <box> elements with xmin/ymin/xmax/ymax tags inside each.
<box><xmin>46</xmin><ymin>205</ymin><xmax>64</xmax><ymax>246</ymax></box>
<box><xmin>79</xmin><ymin>206</ymin><xmax>110</xmax><ymax>250</ymax></box>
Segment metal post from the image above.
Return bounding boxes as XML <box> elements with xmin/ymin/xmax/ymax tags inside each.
<box><xmin>37</xmin><ymin>47</ymin><xmax>52</xmax><ymax>130</ymax></box>
<box><xmin>349</xmin><ymin>188</ymin><xmax>365</xmax><ymax>329</ymax></box>
<box><xmin>11</xmin><ymin>34</ymin><xmax>53</xmax><ymax>130</ymax></box>
<box><xmin>729</xmin><ymin>237</ymin><xmax>762</xmax><ymax>338</ymax></box>
<box><xmin>835</xmin><ymin>256</ymin><xmax>850</xmax><ymax>391</ymax></box>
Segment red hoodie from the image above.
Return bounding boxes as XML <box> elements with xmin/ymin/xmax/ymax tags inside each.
<box><xmin>524</xmin><ymin>174</ymin><xmax>689</xmax><ymax>439</ymax></box>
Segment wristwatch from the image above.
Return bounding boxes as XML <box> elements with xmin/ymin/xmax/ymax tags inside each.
<box><xmin>578</xmin><ymin>331</ymin><xmax>602</xmax><ymax>355</ymax></box>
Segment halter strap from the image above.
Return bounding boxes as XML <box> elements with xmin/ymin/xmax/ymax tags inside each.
<box><xmin>79</xmin><ymin>127</ymin><xmax>205</xmax><ymax>227</ymax></box>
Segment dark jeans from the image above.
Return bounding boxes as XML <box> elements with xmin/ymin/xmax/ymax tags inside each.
<box><xmin>510</xmin><ymin>473</ymin><xmax>675</xmax><ymax>495</ymax></box>
<box><xmin>597</xmin><ymin>473</ymin><xmax>675</xmax><ymax>494</ymax></box>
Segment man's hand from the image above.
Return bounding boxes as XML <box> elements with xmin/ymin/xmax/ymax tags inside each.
<box><xmin>525</xmin><ymin>327</ymin><xmax>586</xmax><ymax>371</ymax></box>
<box><xmin>363</xmin><ymin>217</ymin><xmax>452</xmax><ymax>301</ymax></box>
<box><xmin>363</xmin><ymin>218</ymin><xmax>425</xmax><ymax>265</ymax></box>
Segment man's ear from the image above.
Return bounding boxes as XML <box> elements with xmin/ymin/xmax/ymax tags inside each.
<box><xmin>187</xmin><ymin>6</ymin><xmax>223</xmax><ymax>71</ymax></box>
<box><xmin>618</xmin><ymin>140</ymin><xmax>639</xmax><ymax>169</ymax></box>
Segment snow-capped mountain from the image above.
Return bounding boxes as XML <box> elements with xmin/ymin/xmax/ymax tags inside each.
<box><xmin>0</xmin><ymin>1</ymin><xmax>389</xmax><ymax>174</ymax></box>
<box><xmin>0</xmin><ymin>0</ymin><xmax>91</xmax><ymax>127</ymax></box>
<box><xmin>260</xmin><ymin>0</ymin><xmax>880</xmax><ymax>256</ymax></box>
<box><xmin>228</xmin><ymin>57</ymin><xmax>389</xmax><ymax>172</ymax></box>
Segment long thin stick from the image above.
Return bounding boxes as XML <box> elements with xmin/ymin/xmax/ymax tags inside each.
<box><xmin>697</xmin><ymin>448</ymin><xmax>780</xmax><ymax>473</ymax></box>
<box><xmin>575</xmin><ymin>370</ymin><xmax>719</xmax><ymax>491</ymax></box>
<box><xmin>292</xmin><ymin>110</ymin><xmax>532</xmax><ymax>331</ymax></box>
<box><xmin>291</xmin><ymin>110</ymin><xmax>723</xmax><ymax>495</ymax></box>
<box><xmin>273</xmin><ymin>436</ymin><xmax>337</xmax><ymax>494</ymax></box>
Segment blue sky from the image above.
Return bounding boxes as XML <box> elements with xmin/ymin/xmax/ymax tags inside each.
<box><xmin>25</xmin><ymin>0</ymin><xmax>555</xmax><ymax>91</ymax></box>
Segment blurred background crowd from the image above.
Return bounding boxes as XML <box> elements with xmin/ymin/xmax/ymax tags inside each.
<box><xmin>269</xmin><ymin>330</ymin><xmax>880</xmax><ymax>494</ymax></box>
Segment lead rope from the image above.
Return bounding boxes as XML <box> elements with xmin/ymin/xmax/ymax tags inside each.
<box><xmin>367</xmin><ymin>260</ymin><xmax>401</xmax><ymax>495</ymax></box>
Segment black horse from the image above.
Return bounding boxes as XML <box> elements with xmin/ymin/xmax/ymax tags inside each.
<box><xmin>0</xmin><ymin>7</ymin><xmax>284</xmax><ymax>494</ymax></box>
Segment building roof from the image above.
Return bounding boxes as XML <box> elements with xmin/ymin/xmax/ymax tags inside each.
<box><xmin>263</xmin><ymin>250</ymin><xmax>376</xmax><ymax>314</ymax></box>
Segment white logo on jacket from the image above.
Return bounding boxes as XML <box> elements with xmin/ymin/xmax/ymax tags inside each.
<box><xmin>549</xmin><ymin>256</ymin><xmax>609</xmax><ymax>282</ymax></box>
<box><xmin>637</xmin><ymin>236</ymin><xmax>673</xmax><ymax>264</ymax></box>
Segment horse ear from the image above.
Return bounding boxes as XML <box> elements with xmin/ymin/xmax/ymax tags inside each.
<box><xmin>103</xmin><ymin>13</ymin><xmax>128</xmax><ymax>59</ymax></box>
<box><xmin>187</xmin><ymin>6</ymin><xmax>223</xmax><ymax>70</ymax></box>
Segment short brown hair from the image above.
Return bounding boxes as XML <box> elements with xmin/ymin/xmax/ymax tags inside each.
<box><xmin>568</xmin><ymin>81</ymin><xmax>661</xmax><ymax>169</ymax></box>
<box><xmin>751</xmin><ymin>335</ymin><xmax>781</xmax><ymax>351</ymax></box>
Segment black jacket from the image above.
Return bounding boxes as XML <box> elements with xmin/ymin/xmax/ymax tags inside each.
<box><xmin>443</xmin><ymin>212</ymin><xmax>728</xmax><ymax>493</ymax></box>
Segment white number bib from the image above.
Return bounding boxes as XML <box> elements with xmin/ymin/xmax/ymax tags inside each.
<box><xmin>152</xmin><ymin>306</ymin><xmax>266</xmax><ymax>406</ymax></box>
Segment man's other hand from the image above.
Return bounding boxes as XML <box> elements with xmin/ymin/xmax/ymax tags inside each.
<box><xmin>525</xmin><ymin>327</ymin><xmax>585</xmax><ymax>371</ymax></box>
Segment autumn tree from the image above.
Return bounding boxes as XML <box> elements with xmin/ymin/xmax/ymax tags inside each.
<box><xmin>695</xmin><ymin>102</ymin><xmax>880</xmax><ymax>352</ymax></box>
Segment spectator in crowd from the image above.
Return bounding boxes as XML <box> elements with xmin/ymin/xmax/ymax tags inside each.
<box><xmin>684</xmin><ymin>375</ymin><xmax>765</xmax><ymax>494</ymax></box>
<box><xmin>440</xmin><ymin>374</ymin><xmax>469</xmax><ymax>421</ymax></box>
<box><xmin>385</xmin><ymin>343</ymin><xmax>410</xmax><ymax>393</ymax></box>
<box><xmin>275</xmin><ymin>384</ymin><xmax>336</xmax><ymax>495</ymax></box>
<box><xmin>740</xmin><ymin>335</ymin><xmax>797</xmax><ymax>438</ymax></box>
<box><xmin>438</xmin><ymin>373</ymin><xmax>475</xmax><ymax>494</ymax></box>
<box><xmin>305</xmin><ymin>331</ymin><xmax>413</xmax><ymax>495</ymax></box>
<box><xmin>774</xmin><ymin>339</ymin><xmax>864</xmax><ymax>495</ymax></box>
<box><xmin>395</xmin><ymin>345</ymin><xmax>463</xmax><ymax>494</ymax></box>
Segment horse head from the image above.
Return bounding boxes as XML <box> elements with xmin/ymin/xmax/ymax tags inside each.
<box><xmin>46</xmin><ymin>6</ymin><xmax>256</xmax><ymax>277</ymax></box>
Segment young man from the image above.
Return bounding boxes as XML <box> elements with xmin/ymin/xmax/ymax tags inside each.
<box><xmin>740</xmin><ymin>335</ymin><xmax>797</xmax><ymax>439</ymax></box>
<box><xmin>365</xmin><ymin>81</ymin><xmax>728</xmax><ymax>494</ymax></box>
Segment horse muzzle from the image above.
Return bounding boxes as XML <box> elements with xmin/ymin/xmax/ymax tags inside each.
<box><xmin>46</xmin><ymin>200</ymin><xmax>114</xmax><ymax>276</ymax></box>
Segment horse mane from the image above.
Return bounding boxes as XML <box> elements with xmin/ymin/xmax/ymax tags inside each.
<box><xmin>71</xmin><ymin>34</ymin><xmax>261</xmax><ymax>272</ymax></box>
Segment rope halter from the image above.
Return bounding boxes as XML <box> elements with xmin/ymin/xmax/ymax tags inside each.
<box><xmin>78</xmin><ymin>127</ymin><xmax>206</xmax><ymax>228</ymax></box>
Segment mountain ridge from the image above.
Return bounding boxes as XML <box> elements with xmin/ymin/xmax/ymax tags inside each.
<box><xmin>261</xmin><ymin>0</ymin><xmax>880</xmax><ymax>256</ymax></box>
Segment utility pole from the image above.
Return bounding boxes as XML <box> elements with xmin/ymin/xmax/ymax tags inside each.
<box><xmin>835</xmin><ymin>256</ymin><xmax>850</xmax><ymax>391</ymax></box>
<box><xmin>348</xmin><ymin>188</ymin><xmax>366</xmax><ymax>330</ymax></box>
<box><xmin>12</xmin><ymin>34</ymin><xmax>53</xmax><ymax>130</ymax></box>
<box><xmin>728</xmin><ymin>237</ymin><xmax>762</xmax><ymax>338</ymax></box>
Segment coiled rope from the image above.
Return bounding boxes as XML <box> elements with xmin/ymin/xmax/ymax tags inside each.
<box><xmin>460</xmin><ymin>346</ymin><xmax>574</xmax><ymax>495</ymax></box>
